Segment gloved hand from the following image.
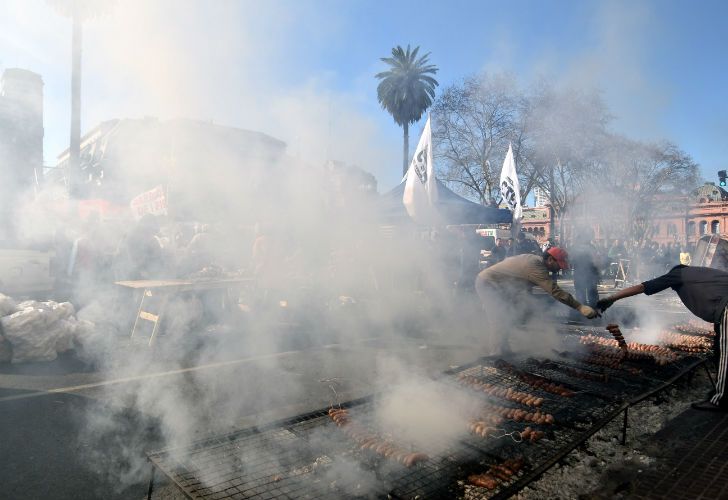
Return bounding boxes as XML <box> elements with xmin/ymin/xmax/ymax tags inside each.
<box><xmin>596</xmin><ymin>298</ymin><xmax>614</xmax><ymax>312</ymax></box>
<box><xmin>578</xmin><ymin>304</ymin><xmax>601</xmax><ymax>319</ymax></box>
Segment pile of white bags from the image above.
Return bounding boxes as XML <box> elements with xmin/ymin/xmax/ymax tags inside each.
<box><xmin>0</xmin><ymin>293</ymin><xmax>94</xmax><ymax>363</ymax></box>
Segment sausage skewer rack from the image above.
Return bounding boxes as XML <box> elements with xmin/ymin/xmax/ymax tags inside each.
<box><xmin>145</xmin><ymin>326</ymin><xmax>711</xmax><ymax>500</ymax></box>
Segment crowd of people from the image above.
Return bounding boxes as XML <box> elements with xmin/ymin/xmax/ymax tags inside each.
<box><xmin>55</xmin><ymin>215</ymin><xmax>703</xmax><ymax>318</ymax></box>
<box><xmin>590</xmin><ymin>239</ymin><xmax>695</xmax><ymax>281</ymax></box>
<box><xmin>45</xmin><ymin>214</ymin><xmax>728</xmax><ymax>412</ymax></box>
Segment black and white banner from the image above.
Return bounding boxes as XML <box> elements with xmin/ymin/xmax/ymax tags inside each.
<box><xmin>499</xmin><ymin>143</ymin><xmax>522</xmax><ymax>221</ymax></box>
<box><xmin>403</xmin><ymin>116</ymin><xmax>439</xmax><ymax>224</ymax></box>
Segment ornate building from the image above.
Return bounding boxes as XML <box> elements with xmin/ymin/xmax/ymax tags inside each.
<box><xmin>520</xmin><ymin>182</ymin><xmax>728</xmax><ymax>246</ymax></box>
<box><xmin>521</xmin><ymin>206</ymin><xmax>550</xmax><ymax>241</ymax></box>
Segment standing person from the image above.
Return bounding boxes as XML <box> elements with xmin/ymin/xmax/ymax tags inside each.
<box><xmin>597</xmin><ymin>265</ymin><xmax>728</xmax><ymax>412</ymax></box>
<box><xmin>513</xmin><ymin>232</ymin><xmax>528</xmax><ymax>255</ymax></box>
<box><xmin>114</xmin><ymin>214</ymin><xmax>165</xmax><ymax>280</ymax></box>
<box><xmin>664</xmin><ymin>243</ymin><xmax>675</xmax><ymax>269</ymax></box>
<box><xmin>456</xmin><ymin>230</ymin><xmax>485</xmax><ymax>292</ymax></box>
<box><xmin>607</xmin><ymin>240</ymin><xmax>624</xmax><ymax>276</ymax></box>
<box><xmin>570</xmin><ymin>232</ymin><xmax>601</xmax><ymax>309</ymax></box>
<box><xmin>505</xmin><ymin>238</ymin><xmax>515</xmax><ymax>257</ymax></box>
<box><xmin>490</xmin><ymin>238</ymin><xmax>507</xmax><ymax>263</ymax></box>
<box><xmin>680</xmin><ymin>246</ymin><xmax>692</xmax><ymax>266</ymax></box>
<box><xmin>476</xmin><ymin>248</ymin><xmax>600</xmax><ymax>353</ymax></box>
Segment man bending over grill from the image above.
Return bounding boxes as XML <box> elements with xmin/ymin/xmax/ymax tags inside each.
<box><xmin>476</xmin><ymin>247</ymin><xmax>600</xmax><ymax>354</ymax></box>
<box><xmin>598</xmin><ymin>264</ymin><xmax>728</xmax><ymax>412</ymax></box>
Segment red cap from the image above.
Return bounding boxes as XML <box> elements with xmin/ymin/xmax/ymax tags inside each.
<box><xmin>546</xmin><ymin>247</ymin><xmax>570</xmax><ymax>270</ymax></box>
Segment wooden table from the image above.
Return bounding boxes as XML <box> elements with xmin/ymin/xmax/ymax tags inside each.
<box><xmin>116</xmin><ymin>278</ymin><xmax>254</xmax><ymax>344</ymax></box>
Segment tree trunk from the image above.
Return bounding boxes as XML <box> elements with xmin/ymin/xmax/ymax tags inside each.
<box><xmin>402</xmin><ymin>121</ymin><xmax>409</xmax><ymax>178</ymax></box>
<box><xmin>69</xmin><ymin>15</ymin><xmax>82</xmax><ymax>197</ymax></box>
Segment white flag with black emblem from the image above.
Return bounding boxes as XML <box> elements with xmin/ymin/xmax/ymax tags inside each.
<box><xmin>499</xmin><ymin>143</ymin><xmax>522</xmax><ymax>221</ymax></box>
<box><xmin>403</xmin><ymin>116</ymin><xmax>439</xmax><ymax>224</ymax></box>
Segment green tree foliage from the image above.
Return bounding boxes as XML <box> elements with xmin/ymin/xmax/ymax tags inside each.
<box><xmin>375</xmin><ymin>45</ymin><xmax>438</xmax><ymax>176</ymax></box>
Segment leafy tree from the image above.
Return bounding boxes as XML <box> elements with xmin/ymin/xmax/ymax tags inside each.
<box><xmin>429</xmin><ymin>72</ymin><xmax>699</xmax><ymax>243</ymax></box>
<box><xmin>524</xmin><ymin>82</ymin><xmax>611</xmax><ymax>233</ymax></box>
<box><xmin>585</xmin><ymin>136</ymin><xmax>699</xmax><ymax>243</ymax></box>
<box><xmin>431</xmin><ymin>72</ymin><xmax>528</xmax><ymax>204</ymax></box>
<box><xmin>376</xmin><ymin>45</ymin><xmax>438</xmax><ymax>177</ymax></box>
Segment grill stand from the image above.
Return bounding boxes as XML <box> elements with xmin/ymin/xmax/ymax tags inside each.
<box><xmin>492</xmin><ymin>404</ymin><xmax>626</xmax><ymax>499</ymax></box>
<box><xmin>146</xmin><ymin>462</ymin><xmax>155</xmax><ymax>500</ymax></box>
<box><xmin>493</xmin><ymin>357</ymin><xmax>707</xmax><ymax>499</ymax></box>
<box><xmin>703</xmin><ymin>361</ymin><xmax>716</xmax><ymax>390</ymax></box>
<box><xmin>620</xmin><ymin>358</ymin><xmax>706</xmax><ymax>445</ymax></box>
<box><xmin>144</xmin><ymin>356</ymin><xmax>708</xmax><ymax>500</ymax></box>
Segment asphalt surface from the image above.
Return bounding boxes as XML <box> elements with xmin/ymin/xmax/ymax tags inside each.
<box><xmin>0</xmin><ymin>388</ymin><xmax>160</xmax><ymax>500</ymax></box>
<box><xmin>0</xmin><ymin>333</ymin><xmax>480</xmax><ymax>500</ymax></box>
<box><xmin>630</xmin><ymin>406</ymin><xmax>728</xmax><ymax>499</ymax></box>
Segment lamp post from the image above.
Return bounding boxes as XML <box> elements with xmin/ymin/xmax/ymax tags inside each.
<box><xmin>68</xmin><ymin>13</ymin><xmax>82</xmax><ymax>197</ymax></box>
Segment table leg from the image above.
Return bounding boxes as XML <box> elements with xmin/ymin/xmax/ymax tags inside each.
<box><xmin>148</xmin><ymin>292</ymin><xmax>169</xmax><ymax>346</ymax></box>
<box><xmin>131</xmin><ymin>289</ymin><xmax>149</xmax><ymax>340</ymax></box>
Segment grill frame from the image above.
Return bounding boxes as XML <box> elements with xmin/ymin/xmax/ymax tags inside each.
<box><xmin>146</xmin><ymin>331</ymin><xmax>710</xmax><ymax>500</ymax></box>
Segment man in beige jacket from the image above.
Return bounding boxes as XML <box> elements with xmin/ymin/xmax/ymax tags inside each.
<box><xmin>476</xmin><ymin>247</ymin><xmax>600</xmax><ymax>353</ymax></box>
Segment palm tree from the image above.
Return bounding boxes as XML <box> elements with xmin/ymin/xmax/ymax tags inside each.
<box><xmin>47</xmin><ymin>0</ymin><xmax>112</xmax><ymax>196</ymax></box>
<box><xmin>376</xmin><ymin>45</ymin><xmax>439</xmax><ymax>177</ymax></box>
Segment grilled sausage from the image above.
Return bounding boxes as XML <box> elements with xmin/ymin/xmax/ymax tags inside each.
<box><xmin>468</xmin><ymin>474</ymin><xmax>498</xmax><ymax>489</ymax></box>
<box><xmin>403</xmin><ymin>452</ymin><xmax>429</xmax><ymax>467</ymax></box>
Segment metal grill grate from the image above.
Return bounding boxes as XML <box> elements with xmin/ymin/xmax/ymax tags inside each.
<box><xmin>449</xmin><ymin>363</ymin><xmax>617</xmax><ymax>429</ymax></box>
<box><xmin>149</xmin><ymin>427</ymin><xmax>342</xmax><ymax>499</ymax></box>
<box><xmin>147</xmin><ymin>332</ymin><xmax>709</xmax><ymax>500</ymax></box>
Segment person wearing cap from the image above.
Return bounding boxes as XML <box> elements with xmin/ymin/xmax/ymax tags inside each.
<box><xmin>597</xmin><ymin>264</ymin><xmax>728</xmax><ymax>412</ymax></box>
<box><xmin>475</xmin><ymin>248</ymin><xmax>600</xmax><ymax>353</ymax></box>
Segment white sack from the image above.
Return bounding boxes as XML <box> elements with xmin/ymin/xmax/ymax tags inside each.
<box><xmin>2</xmin><ymin>307</ymin><xmax>58</xmax><ymax>363</ymax></box>
<box><xmin>0</xmin><ymin>293</ymin><xmax>18</xmax><ymax>317</ymax></box>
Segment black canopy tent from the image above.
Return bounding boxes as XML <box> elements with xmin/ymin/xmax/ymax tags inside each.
<box><xmin>378</xmin><ymin>179</ymin><xmax>512</xmax><ymax>225</ymax></box>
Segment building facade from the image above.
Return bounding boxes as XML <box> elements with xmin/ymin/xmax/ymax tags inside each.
<box><xmin>0</xmin><ymin>68</ymin><xmax>43</xmax><ymax>186</ymax></box>
<box><xmin>0</xmin><ymin>68</ymin><xmax>44</xmax><ymax>241</ymax></box>
<box><xmin>532</xmin><ymin>186</ymin><xmax>550</xmax><ymax>208</ymax></box>
<box><xmin>520</xmin><ymin>183</ymin><xmax>728</xmax><ymax>246</ymax></box>
<box><xmin>521</xmin><ymin>206</ymin><xmax>550</xmax><ymax>241</ymax></box>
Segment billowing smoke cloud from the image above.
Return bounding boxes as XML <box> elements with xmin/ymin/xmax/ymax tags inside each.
<box><xmin>0</xmin><ymin>1</ymin><xmax>699</xmax><ymax>497</ymax></box>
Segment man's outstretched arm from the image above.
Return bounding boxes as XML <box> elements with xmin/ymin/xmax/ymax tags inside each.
<box><xmin>597</xmin><ymin>284</ymin><xmax>646</xmax><ymax>311</ymax></box>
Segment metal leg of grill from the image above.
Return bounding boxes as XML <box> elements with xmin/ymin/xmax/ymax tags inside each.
<box><xmin>147</xmin><ymin>465</ymin><xmax>155</xmax><ymax>500</ymax></box>
<box><xmin>704</xmin><ymin>362</ymin><xmax>717</xmax><ymax>390</ymax></box>
<box><xmin>621</xmin><ymin>407</ymin><xmax>629</xmax><ymax>445</ymax></box>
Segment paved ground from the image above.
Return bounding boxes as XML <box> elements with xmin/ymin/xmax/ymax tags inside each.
<box><xmin>631</xmin><ymin>406</ymin><xmax>728</xmax><ymax>499</ymax></box>
<box><xmin>0</xmin><ymin>389</ymin><xmax>159</xmax><ymax>500</ymax></box>
<box><xmin>0</xmin><ymin>333</ymin><xmax>480</xmax><ymax>500</ymax></box>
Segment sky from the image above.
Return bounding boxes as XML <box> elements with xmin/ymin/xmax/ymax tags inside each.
<box><xmin>0</xmin><ymin>0</ymin><xmax>726</xmax><ymax>193</ymax></box>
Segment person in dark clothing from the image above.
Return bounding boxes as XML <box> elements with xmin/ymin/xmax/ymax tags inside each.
<box><xmin>490</xmin><ymin>238</ymin><xmax>507</xmax><ymax>263</ymax></box>
<box><xmin>505</xmin><ymin>238</ymin><xmax>515</xmax><ymax>257</ymax></box>
<box><xmin>114</xmin><ymin>214</ymin><xmax>166</xmax><ymax>280</ymax></box>
<box><xmin>514</xmin><ymin>232</ymin><xmax>541</xmax><ymax>255</ymax></box>
<box><xmin>455</xmin><ymin>231</ymin><xmax>485</xmax><ymax>291</ymax></box>
<box><xmin>570</xmin><ymin>235</ymin><xmax>601</xmax><ymax>309</ymax></box>
<box><xmin>597</xmin><ymin>265</ymin><xmax>728</xmax><ymax>411</ymax></box>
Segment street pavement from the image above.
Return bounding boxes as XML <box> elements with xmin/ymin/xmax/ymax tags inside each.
<box><xmin>0</xmin><ymin>332</ymin><xmax>480</xmax><ymax>500</ymax></box>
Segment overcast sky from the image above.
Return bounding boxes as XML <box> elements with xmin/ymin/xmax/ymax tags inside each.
<box><xmin>1</xmin><ymin>0</ymin><xmax>726</xmax><ymax>192</ymax></box>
